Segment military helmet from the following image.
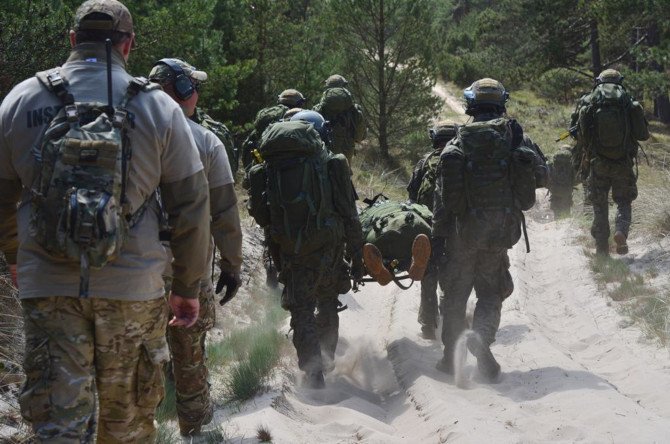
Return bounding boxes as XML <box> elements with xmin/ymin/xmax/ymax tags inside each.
<box><xmin>278</xmin><ymin>89</ymin><xmax>306</xmax><ymax>107</ymax></box>
<box><xmin>325</xmin><ymin>74</ymin><xmax>348</xmax><ymax>88</ymax></box>
<box><xmin>429</xmin><ymin>121</ymin><xmax>458</xmax><ymax>142</ymax></box>
<box><xmin>596</xmin><ymin>69</ymin><xmax>624</xmax><ymax>85</ymax></box>
<box><xmin>290</xmin><ymin>110</ymin><xmax>330</xmax><ymax>143</ymax></box>
<box><xmin>463</xmin><ymin>78</ymin><xmax>509</xmax><ymax>111</ymax></box>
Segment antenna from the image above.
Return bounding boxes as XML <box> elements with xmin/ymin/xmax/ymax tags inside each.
<box><xmin>105</xmin><ymin>38</ymin><xmax>113</xmax><ymax>115</ymax></box>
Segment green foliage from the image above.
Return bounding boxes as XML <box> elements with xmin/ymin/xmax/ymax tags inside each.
<box><xmin>532</xmin><ymin>68</ymin><xmax>593</xmax><ymax>104</ymax></box>
<box><xmin>328</xmin><ymin>0</ymin><xmax>441</xmax><ymax>158</ymax></box>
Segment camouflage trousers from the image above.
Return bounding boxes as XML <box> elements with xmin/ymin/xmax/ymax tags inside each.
<box><xmin>279</xmin><ymin>244</ymin><xmax>349</xmax><ymax>374</ymax></box>
<box><xmin>165</xmin><ymin>282</ymin><xmax>216</xmax><ymax>432</ymax></box>
<box><xmin>20</xmin><ymin>296</ymin><xmax>168</xmax><ymax>443</ymax></box>
<box><xmin>587</xmin><ymin>159</ymin><xmax>637</xmax><ymax>243</ymax></box>
<box><xmin>418</xmin><ymin>259</ymin><xmax>447</xmax><ymax>329</ymax></box>
<box><xmin>440</xmin><ymin>241</ymin><xmax>513</xmax><ymax>358</ymax></box>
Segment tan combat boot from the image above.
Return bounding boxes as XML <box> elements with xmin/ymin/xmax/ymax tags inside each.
<box><xmin>407</xmin><ymin>234</ymin><xmax>431</xmax><ymax>281</ymax></box>
<box><xmin>363</xmin><ymin>243</ymin><xmax>393</xmax><ymax>286</ymax></box>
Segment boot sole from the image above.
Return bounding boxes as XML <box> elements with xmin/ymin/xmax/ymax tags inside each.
<box><xmin>614</xmin><ymin>231</ymin><xmax>628</xmax><ymax>255</ymax></box>
<box><xmin>363</xmin><ymin>243</ymin><xmax>393</xmax><ymax>286</ymax></box>
<box><xmin>408</xmin><ymin>234</ymin><xmax>431</xmax><ymax>281</ymax></box>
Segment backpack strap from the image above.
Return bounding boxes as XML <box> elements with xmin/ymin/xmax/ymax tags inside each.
<box><xmin>36</xmin><ymin>68</ymin><xmax>78</xmax><ymax>122</ymax></box>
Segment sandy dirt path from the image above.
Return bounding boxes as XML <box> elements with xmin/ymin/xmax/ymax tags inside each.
<box><xmin>219</xmin><ymin>83</ymin><xmax>670</xmax><ymax>443</ymax></box>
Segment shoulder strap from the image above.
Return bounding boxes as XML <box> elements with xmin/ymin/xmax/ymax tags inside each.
<box><xmin>36</xmin><ymin>68</ymin><xmax>77</xmax><ymax>122</ymax></box>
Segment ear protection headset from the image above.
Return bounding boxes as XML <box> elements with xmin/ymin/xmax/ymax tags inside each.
<box><xmin>157</xmin><ymin>58</ymin><xmax>195</xmax><ymax>101</ymax></box>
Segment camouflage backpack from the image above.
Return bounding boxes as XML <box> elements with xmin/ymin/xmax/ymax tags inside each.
<box><xmin>359</xmin><ymin>197</ymin><xmax>432</xmax><ymax>272</ymax></box>
<box><xmin>246</xmin><ymin>120</ymin><xmax>343</xmax><ymax>256</ymax></box>
<box><xmin>314</xmin><ymin>87</ymin><xmax>366</xmax><ymax>150</ymax></box>
<box><xmin>192</xmin><ymin>108</ymin><xmax>238</xmax><ymax>173</ymax></box>
<box><xmin>578</xmin><ymin>83</ymin><xmax>646</xmax><ymax>160</ymax></box>
<box><xmin>440</xmin><ymin>118</ymin><xmax>537</xmax><ymax>250</ymax></box>
<box><xmin>31</xmin><ymin>69</ymin><xmax>158</xmax><ymax>297</ymax></box>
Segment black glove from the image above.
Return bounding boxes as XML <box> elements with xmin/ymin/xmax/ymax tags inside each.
<box><xmin>351</xmin><ymin>254</ymin><xmax>365</xmax><ymax>282</ymax></box>
<box><xmin>509</xmin><ymin>119</ymin><xmax>524</xmax><ymax>148</ymax></box>
<box><xmin>216</xmin><ymin>271</ymin><xmax>241</xmax><ymax>306</ymax></box>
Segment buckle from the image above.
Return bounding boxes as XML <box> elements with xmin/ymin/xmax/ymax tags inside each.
<box><xmin>113</xmin><ymin>109</ymin><xmax>128</xmax><ymax>128</ymax></box>
<box><xmin>65</xmin><ymin>104</ymin><xmax>78</xmax><ymax>122</ymax></box>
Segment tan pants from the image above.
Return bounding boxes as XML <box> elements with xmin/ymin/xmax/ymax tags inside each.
<box><xmin>20</xmin><ymin>296</ymin><xmax>168</xmax><ymax>443</ymax></box>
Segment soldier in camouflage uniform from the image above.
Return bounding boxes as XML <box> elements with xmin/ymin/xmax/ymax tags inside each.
<box><xmin>407</xmin><ymin>122</ymin><xmax>458</xmax><ymax>340</ymax></box>
<box><xmin>149</xmin><ymin>58</ymin><xmax>243</xmax><ymax>436</ymax></box>
<box><xmin>313</xmin><ymin>74</ymin><xmax>367</xmax><ymax>163</ymax></box>
<box><xmin>434</xmin><ymin>79</ymin><xmax>547</xmax><ymax>382</ymax></box>
<box><xmin>278</xmin><ymin>111</ymin><xmax>364</xmax><ymax>389</ymax></box>
<box><xmin>576</xmin><ymin>70</ymin><xmax>649</xmax><ymax>255</ymax></box>
<box><xmin>0</xmin><ymin>1</ymin><xmax>211</xmax><ymax>441</ymax></box>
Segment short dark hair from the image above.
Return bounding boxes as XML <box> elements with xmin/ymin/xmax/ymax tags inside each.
<box><xmin>74</xmin><ymin>12</ymin><xmax>131</xmax><ymax>45</ymax></box>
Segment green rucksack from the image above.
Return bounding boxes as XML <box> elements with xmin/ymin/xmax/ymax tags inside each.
<box><xmin>241</xmin><ymin>104</ymin><xmax>290</xmax><ymax>169</ymax></box>
<box><xmin>246</xmin><ymin>120</ymin><xmax>342</xmax><ymax>256</ymax></box>
<box><xmin>31</xmin><ymin>69</ymin><xmax>158</xmax><ymax>297</ymax></box>
<box><xmin>314</xmin><ymin>87</ymin><xmax>366</xmax><ymax>151</ymax></box>
<box><xmin>414</xmin><ymin>149</ymin><xmax>442</xmax><ymax>210</ymax></box>
<box><xmin>192</xmin><ymin>108</ymin><xmax>238</xmax><ymax>173</ymax></box>
<box><xmin>548</xmin><ymin>148</ymin><xmax>575</xmax><ymax>190</ymax></box>
<box><xmin>578</xmin><ymin>83</ymin><xmax>637</xmax><ymax>160</ymax></box>
<box><xmin>359</xmin><ymin>197</ymin><xmax>432</xmax><ymax>272</ymax></box>
<box><xmin>440</xmin><ymin>118</ymin><xmax>537</xmax><ymax>250</ymax></box>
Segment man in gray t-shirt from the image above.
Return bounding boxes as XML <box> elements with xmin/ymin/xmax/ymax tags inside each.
<box><xmin>0</xmin><ymin>1</ymin><xmax>210</xmax><ymax>441</ymax></box>
<box><xmin>149</xmin><ymin>57</ymin><xmax>243</xmax><ymax>436</ymax></box>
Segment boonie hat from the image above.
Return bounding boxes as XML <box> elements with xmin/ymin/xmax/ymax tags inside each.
<box><xmin>149</xmin><ymin>58</ymin><xmax>208</xmax><ymax>83</ymax></box>
<box><xmin>75</xmin><ymin>0</ymin><xmax>133</xmax><ymax>34</ymax></box>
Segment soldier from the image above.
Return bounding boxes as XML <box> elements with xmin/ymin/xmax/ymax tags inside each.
<box><xmin>148</xmin><ymin>58</ymin><xmax>243</xmax><ymax>436</ymax></box>
<box><xmin>407</xmin><ymin>121</ymin><xmax>458</xmax><ymax>339</ymax></box>
<box><xmin>576</xmin><ymin>69</ymin><xmax>649</xmax><ymax>255</ymax></box>
<box><xmin>246</xmin><ymin>110</ymin><xmax>364</xmax><ymax>389</ymax></box>
<box><xmin>434</xmin><ymin>78</ymin><xmax>545</xmax><ymax>382</ymax></box>
<box><xmin>547</xmin><ymin>145</ymin><xmax>576</xmax><ymax>217</ymax></box>
<box><xmin>313</xmin><ymin>74</ymin><xmax>367</xmax><ymax>163</ymax></box>
<box><xmin>0</xmin><ymin>1</ymin><xmax>210</xmax><ymax>441</ymax></box>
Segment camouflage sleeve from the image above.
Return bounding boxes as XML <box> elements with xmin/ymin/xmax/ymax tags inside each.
<box><xmin>160</xmin><ymin>170</ymin><xmax>211</xmax><ymax>299</ymax></box>
<box><xmin>407</xmin><ymin>157</ymin><xmax>426</xmax><ymax>202</ymax></box>
<box><xmin>241</xmin><ymin>130</ymin><xmax>259</xmax><ymax>171</ymax></box>
<box><xmin>328</xmin><ymin>155</ymin><xmax>364</xmax><ymax>257</ymax></box>
<box><xmin>210</xmin><ymin>183</ymin><xmax>243</xmax><ymax>275</ymax></box>
<box><xmin>0</xmin><ymin>179</ymin><xmax>21</xmax><ymax>263</ymax></box>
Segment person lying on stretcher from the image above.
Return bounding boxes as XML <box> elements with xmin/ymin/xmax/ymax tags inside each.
<box><xmin>357</xmin><ymin>196</ymin><xmax>432</xmax><ymax>288</ymax></box>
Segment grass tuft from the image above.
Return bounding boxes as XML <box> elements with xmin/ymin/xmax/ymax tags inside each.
<box><xmin>224</xmin><ymin>330</ymin><xmax>282</xmax><ymax>402</ymax></box>
<box><xmin>256</xmin><ymin>424</ymin><xmax>273</xmax><ymax>442</ymax></box>
<box><xmin>625</xmin><ymin>289</ymin><xmax>670</xmax><ymax>345</ymax></box>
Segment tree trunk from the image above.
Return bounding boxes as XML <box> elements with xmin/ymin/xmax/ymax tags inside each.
<box><xmin>590</xmin><ymin>19</ymin><xmax>602</xmax><ymax>77</ymax></box>
<box><xmin>647</xmin><ymin>20</ymin><xmax>670</xmax><ymax>124</ymax></box>
<box><xmin>377</xmin><ymin>0</ymin><xmax>390</xmax><ymax>158</ymax></box>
